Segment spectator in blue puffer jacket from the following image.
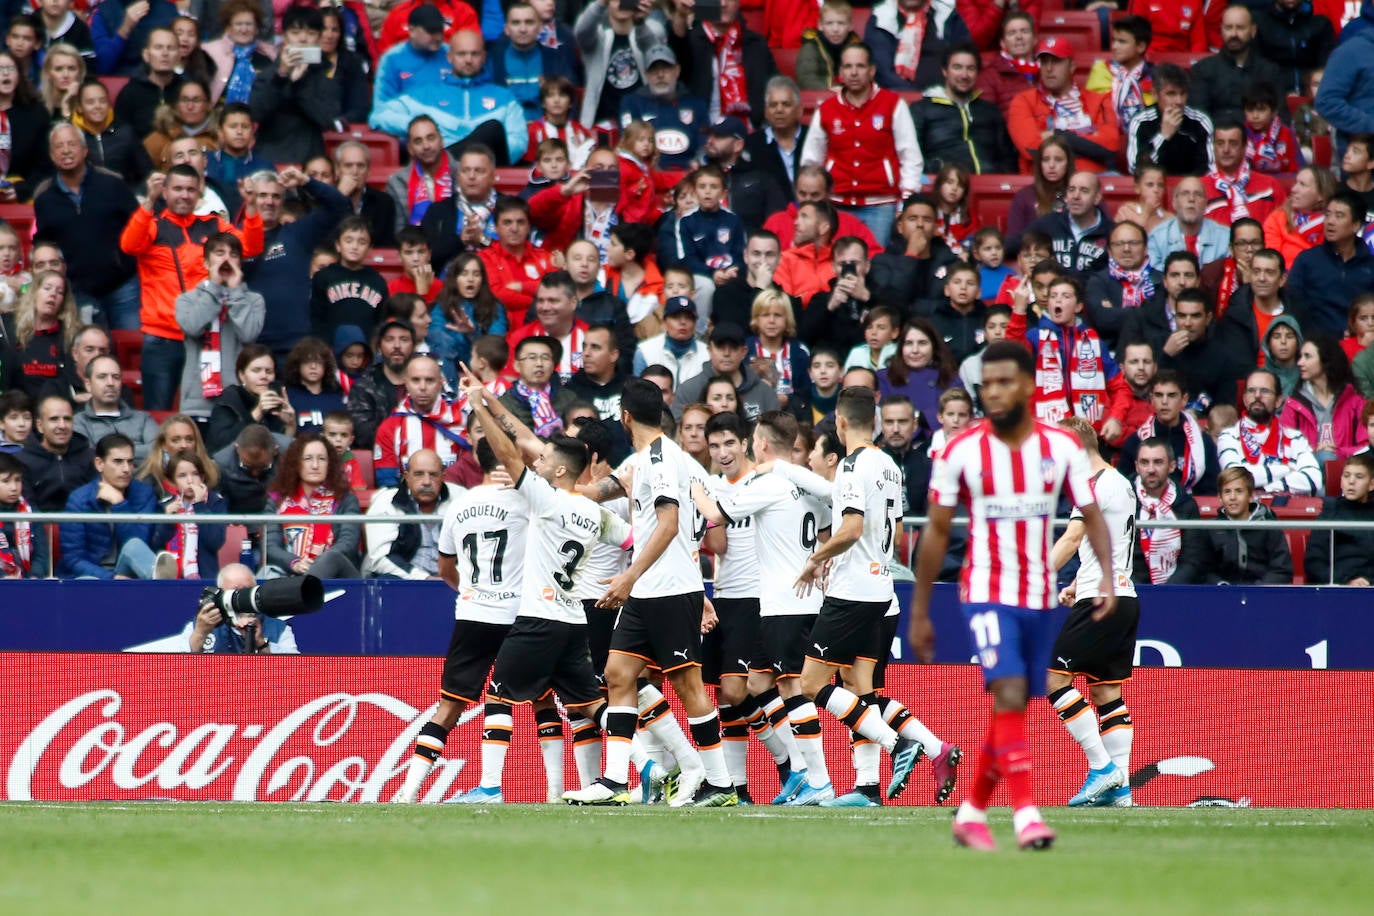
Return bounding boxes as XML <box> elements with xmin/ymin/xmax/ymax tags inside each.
<box><xmin>60</xmin><ymin>433</ymin><xmax>165</xmax><ymax>580</ymax></box>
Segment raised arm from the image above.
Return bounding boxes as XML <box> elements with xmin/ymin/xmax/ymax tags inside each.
<box><xmin>460</xmin><ymin>362</ymin><xmax>544</xmax><ymax>465</ymax></box>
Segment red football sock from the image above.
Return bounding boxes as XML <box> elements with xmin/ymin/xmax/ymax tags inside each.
<box><xmin>993</xmin><ymin>709</ymin><xmax>1035</xmax><ymax>811</ymax></box>
<box><xmin>968</xmin><ymin>716</ymin><xmax>1000</xmax><ymax>809</ymax></box>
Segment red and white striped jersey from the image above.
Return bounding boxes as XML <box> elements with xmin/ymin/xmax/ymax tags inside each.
<box><xmin>930</xmin><ymin>420</ymin><xmax>1095</xmax><ymax>610</ymax></box>
<box><xmin>373</xmin><ymin>396</ymin><xmax>466</xmax><ymax>478</ymax></box>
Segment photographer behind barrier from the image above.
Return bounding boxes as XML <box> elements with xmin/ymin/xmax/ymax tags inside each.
<box><xmin>184</xmin><ymin>563</ymin><xmax>302</xmax><ymax>654</ymax></box>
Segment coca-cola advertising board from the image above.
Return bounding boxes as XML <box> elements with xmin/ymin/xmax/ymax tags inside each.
<box><xmin>3</xmin><ymin>653</ymin><xmax>1370</xmax><ymax>807</ymax></box>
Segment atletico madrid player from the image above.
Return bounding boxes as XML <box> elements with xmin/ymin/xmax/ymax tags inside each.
<box><xmin>909</xmin><ymin>341</ymin><xmax>1118</xmax><ymax>852</ymax></box>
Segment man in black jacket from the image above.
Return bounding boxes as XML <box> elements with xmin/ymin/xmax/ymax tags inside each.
<box><xmin>702</xmin><ymin>116</ymin><xmax>787</xmax><ymax>233</ymax></box>
<box><xmin>348</xmin><ymin>319</ymin><xmax>415</xmax><ymax>449</ymax></box>
<box><xmin>1115</xmin><ymin>369</ymin><xmax>1220</xmax><ymax>497</ymax></box>
<box><xmin>110</xmin><ymin>25</ymin><xmax>183</xmax><ymax>136</ymax></box>
<box><xmin>869</xmin><ymin>194</ymin><xmax>959</xmax><ymax>311</ymax></box>
<box><xmin>742</xmin><ymin>76</ymin><xmax>807</xmax><ymax>204</ymax></box>
<box><xmin>1083</xmin><ymin>221</ymin><xmax>1164</xmax><ymax>351</ymax></box>
<box><xmin>212</xmin><ymin>424</ymin><xmax>279</xmax><ymax>515</ymax></box>
<box><xmin>1254</xmin><ymin>0</ymin><xmax>1336</xmax><ymax>96</ymax></box>
<box><xmin>17</xmin><ymin>395</ymin><xmax>94</xmax><ymax>511</ymax></box>
<box><xmin>666</xmin><ymin>0</ymin><xmax>777</xmax><ymax>128</ymax></box>
<box><xmin>1304</xmin><ymin>454</ymin><xmax>1374</xmax><ymax>585</ymax></box>
<box><xmin>1026</xmin><ymin>172</ymin><xmax>1114</xmax><ymax>276</ymax></box>
<box><xmin>247</xmin><ymin>5</ymin><xmax>342</xmax><ymax>166</ymax></box>
<box><xmin>913</xmin><ymin>261</ymin><xmax>987</xmax><ymax>364</ymax></box>
<box><xmin>911</xmin><ymin>44</ymin><xmax>1015</xmax><ymax>174</ymax></box>
<box><xmin>1130</xmin><ymin>437</ymin><xmax>1206</xmax><ymax>585</ymax></box>
<box><xmin>33</xmin><ymin>124</ymin><xmax>140</xmax><ymax>330</ymax></box>
<box><xmin>1132</xmin><ymin>287</ymin><xmax>1245</xmax><ymax>410</ymax></box>
<box><xmin>1189</xmin><ymin>5</ymin><xmax>1286</xmax><ymax>127</ymax></box>
<box><xmin>1125</xmin><ymin>63</ymin><xmax>1214</xmax><ymax>177</ymax></box>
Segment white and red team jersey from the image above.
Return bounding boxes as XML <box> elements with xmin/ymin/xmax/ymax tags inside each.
<box><xmin>827</xmin><ymin>445</ymin><xmax>904</xmax><ymax>603</ymax></box>
<box><xmin>513</xmin><ymin>470</ymin><xmax>632</xmax><ymax>623</ymax></box>
<box><xmin>707</xmin><ymin>470</ymin><xmax>760</xmax><ymax>600</ymax></box>
<box><xmin>717</xmin><ymin>467</ymin><xmax>832</xmax><ymax>615</ymax></box>
<box><xmin>1072</xmin><ymin>467</ymin><xmax>1138</xmax><ymax>602</ymax></box>
<box><xmin>436</xmin><ymin>484</ymin><xmax>527</xmax><ymax>624</ymax></box>
<box><xmin>931</xmin><ymin>420</ymin><xmax>1095</xmax><ymax>610</ymax></box>
<box><xmin>613</xmin><ymin>434</ymin><xmax>708</xmax><ymax>599</ymax></box>
<box><xmin>373</xmin><ymin>397</ymin><xmax>466</xmax><ymax>476</ymax></box>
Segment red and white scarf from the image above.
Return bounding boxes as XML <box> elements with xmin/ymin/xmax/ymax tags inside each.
<box><xmin>1138</xmin><ymin>412</ymin><xmax>1207</xmax><ymax>492</ymax></box>
<box><xmin>531</xmin><ymin>118</ymin><xmax>594</xmax><ymax>152</ymax></box>
<box><xmin>1210</xmin><ymin>163</ymin><xmax>1253</xmax><ymax>221</ymax></box>
<box><xmin>0</xmin><ymin>496</ymin><xmax>33</xmax><ymax>577</ymax></box>
<box><xmin>583</xmin><ymin>202</ymin><xmax>617</xmax><ymax>263</ymax></box>
<box><xmin>1108</xmin><ymin>60</ymin><xmax>1151</xmax><ymax>128</ymax></box>
<box><xmin>1032</xmin><ymin>323</ymin><xmax>1108</xmax><ymax>424</ymax></box>
<box><xmin>1291</xmin><ymin>209</ymin><xmax>1325</xmax><ymax>248</ymax></box>
<box><xmin>1041</xmin><ymin>84</ymin><xmax>1092</xmax><ymax>134</ymax></box>
<box><xmin>1217</xmin><ymin>258</ymin><xmax>1239</xmax><ymax>317</ymax></box>
<box><xmin>162</xmin><ymin>490</ymin><xmax>201</xmax><ymax>580</ymax></box>
<box><xmin>0</xmin><ymin>111</ymin><xmax>11</xmax><ymax>177</ymax></box>
<box><xmin>513</xmin><ymin>380</ymin><xmax>562</xmax><ymax>437</ymax></box>
<box><xmin>1237</xmin><ymin>416</ymin><xmax>1285</xmax><ymax>464</ymax></box>
<box><xmin>703</xmin><ymin>20</ymin><xmax>749</xmax><ymax>116</ymax></box>
<box><xmin>937</xmin><ymin>207</ymin><xmax>970</xmax><ymax>256</ymax></box>
<box><xmin>1246</xmin><ymin>118</ymin><xmax>1286</xmax><ymax>172</ymax></box>
<box><xmin>892</xmin><ymin>9</ymin><xmax>927</xmax><ymax>84</ymax></box>
<box><xmin>198</xmin><ymin>287</ymin><xmax>229</xmax><ymax>399</ymax></box>
<box><xmin>999</xmin><ymin>51</ymin><xmax>1038</xmax><ymax>79</ymax></box>
<box><xmin>1136</xmin><ymin>477</ymin><xmax>1180</xmax><ymax>585</ymax></box>
<box><xmin>751</xmin><ymin>338</ymin><xmax>794</xmax><ymax>396</ymax></box>
<box><xmin>1108</xmin><ymin>258</ymin><xmax>1155</xmax><ymax>310</ymax></box>
<box><xmin>279</xmin><ymin>485</ymin><xmax>339</xmax><ymax>562</ymax></box>
<box><xmin>406</xmin><ymin>156</ymin><xmax>453</xmax><ymax>225</ymax></box>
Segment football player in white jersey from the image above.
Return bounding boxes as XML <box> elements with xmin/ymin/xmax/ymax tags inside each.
<box><xmin>397</xmin><ymin>437</ymin><xmax>528</xmax><ymax>804</ymax></box>
<box><xmin>565</xmin><ymin>378</ymin><xmax>738</xmax><ymax>807</ymax></box>
<box><xmin>451</xmin><ymin>379</ymin><xmax>634</xmax><ymax>803</ymax></box>
<box><xmin>1048</xmin><ymin>417</ymin><xmax>1137</xmax><ymax>808</ymax></box>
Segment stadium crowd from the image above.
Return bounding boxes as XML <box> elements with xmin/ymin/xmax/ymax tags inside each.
<box><xmin>1</xmin><ymin>0</ymin><xmax>1373</xmax><ymax>589</ymax></box>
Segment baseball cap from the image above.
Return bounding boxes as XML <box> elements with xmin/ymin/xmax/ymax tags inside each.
<box><xmin>378</xmin><ymin>317</ymin><xmax>415</xmax><ymax>338</ymax></box>
<box><xmin>709</xmin><ymin>322</ymin><xmax>747</xmax><ymax>346</ymax></box>
<box><xmin>663</xmin><ymin>296</ymin><xmax>697</xmax><ymax>318</ymax></box>
<box><xmin>408</xmin><ymin>4</ymin><xmax>446</xmax><ymax>33</ymax></box>
<box><xmin>645</xmin><ymin>46</ymin><xmax>677</xmax><ymax>69</ymax></box>
<box><xmin>1034</xmin><ymin>36</ymin><xmax>1074</xmax><ymax>60</ymax></box>
<box><xmin>705</xmin><ymin>116</ymin><xmax>748</xmax><ymax>141</ymax></box>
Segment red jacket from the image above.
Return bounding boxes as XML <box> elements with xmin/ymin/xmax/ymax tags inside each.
<box><xmin>974</xmin><ymin>53</ymin><xmax>1040</xmax><ymax>118</ymax></box>
<box><xmin>478</xmin><ymin>242</ymin><xmax>555</xmax><ymax>327</ymax></box>
<box><xmin>119</xmin><ymin>207</ymin><xmax>264</xmax><ymax>340</ymax></box>
<box><xmin>1006</xmin><ymin>84</ymin><xmax>1121</xmax><ymax>174</ymax></box>
<box><xmin>617</xmin><ymin>153</ymin><xmax>680</xmax><ymax>225</ymax></box>
<box><xmin>774</xmin><ymin>242</ymin><xmax>835</xmax><ymax>303</ymax></box>
<box><xmin>806</xmin><ymin>86</ymin><xmax>918</xmax><ymax>205</ymax></box>
<box><xmin>958</xmin><ymin>0</ymin><xmax>1043</xmax><ymax>50</ymax></box>
<box><xmin>529</xmin><ymin>185</ymin><xmax>587</xmax><ymax>255</ymax></box>
<box><xmin>1007</xmin><ymin>309</ymin><xmax>1132</xmax><ymax>432</ymax></box>
<box><xmin>763</xmin><ymin>0</ymin><xmax>818</xmax><ymax>49</ymax></box>
<box><xmin>378</xmin><ymin>0</ymin><xmax>478</xmax><ymax>52</ymax></box>
<box><xmin>1280</xmin><ymin>383</ymin><xmax>1369</xmax><ymax>460</ymax></box>
<box><xmin>763</xmin><ymin>203</ymin><xmax>878</xmax><ymax>251</ymax></box>
<box><xmin>387</xmin><ymin>274</ymin><xmax>440</xmax><ymax>304</ymax></box>
<box><xmin>1128</xmin><ymin>0</ymin><xmax>1223</xmax><ymax>53</ymax></box>
<box><xmin>1201</xmin><ymin>170</ymin><xmax>1287</xmax><ymax>226</ymax></box>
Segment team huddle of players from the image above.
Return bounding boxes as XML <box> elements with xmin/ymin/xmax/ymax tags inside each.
<box><xmin>395</xmin><ymin>344</ymin><xmax>1143</xmax><ymax>846</ymax></box>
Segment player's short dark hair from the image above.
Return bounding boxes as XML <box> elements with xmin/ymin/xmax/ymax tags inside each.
<box><xmin>1138</xmin><ymin>436</ymin><xmax>1176</xmax><ymax>463</ymax></box>
<box><xmin>549</xmin><ymin>434</ymin><xmax>590</xmax><ymax>478</ymax></box>
<box><xmin>705</xmin><ymin>411</ymin><xmax>748</xmax><ymax>442</ymax></box>
<box><xmin>1330</xmin><ymin>189</ymin><xmax>1368</xmax><ymax>225</ymax></box>
<box><xmin>754</xmin><ymin>410</ymin><xmax>798</xmax><ymax>452</ymax></box>
<box><xmin>621</xmin><ymin>378</ymin><xmax>665</xmax><ymax>426</ymax></box>
<box><xmin>475</xmin><ymin>437</ymin><xmax>500</xmax><ymax>474</ymax></box>
<box><xmin>573</xmin><ymin>417</ymin><xmax>613</xmax><ymax>465</ymax></box>
<box><xmin>1112</xmin><ymin>13</ymin><xmax>1152</xmax><ymax>46</ymax></box>
<box><xmin>96</xmin><ymin>432</ymin><xmax>135</xmax><ymax>460</ymax></box>
<box><xmin>981</xmin><ymin>340</ymin><xmax>1035</xmax><ymax>378</ymax></box>
<box><xmin>835</xmin><ymin>386</ymin><xmax>875</xmax><ymax>426</ymax></box>
<box><xmin>814</xmin><ymin>419</ymin><xmax>844</xmax><ymax>461</ymax></box>
<box><xmin>0</xmin><ymin>451</ymin><xmax>24</xmax><ymax>477</ymax></box>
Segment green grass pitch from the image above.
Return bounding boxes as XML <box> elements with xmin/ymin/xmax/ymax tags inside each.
<box><xmin>2</xmin><ymin>803</ymin><xmax>1372</xmax><ymax>914</ymax></box>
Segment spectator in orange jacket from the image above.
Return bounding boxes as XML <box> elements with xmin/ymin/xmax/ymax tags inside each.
<box><xmin>477</xmin><ymin>195</ymin><xmax>554</xmax><ymax>323</ymax></box>
<box><xmin>1006</xmin><ymin>36</ymin><xmax>1121</xmax><ymax>175</ymax></box>
<box><xmin>119</xmin><ymin>164</ymin><xmax>264</xmax><ymax>411</ymax></box>
<box><xmin>774</xmin><ymin>199</ymin><xmax>837</xmax><ymax>303</ymax></box>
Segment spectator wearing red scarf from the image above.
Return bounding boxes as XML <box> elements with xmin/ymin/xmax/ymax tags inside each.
<box><xmin>667</xmin><ymin>0</ymin><xmax>778</xmax><ymax>128</ymax></box>
<box><xmin>264</xmin><ymin>434</ymin><xmax>362</xmax><ymax>578</ymax></box>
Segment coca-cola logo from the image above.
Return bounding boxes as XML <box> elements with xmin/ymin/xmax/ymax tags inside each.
<box><xmin>7</xmin><ymin>690</ymin><xmax>478</xmax><ymax>803</ymax></box>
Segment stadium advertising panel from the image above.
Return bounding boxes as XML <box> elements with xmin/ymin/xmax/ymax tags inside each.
<box><xmin>3</xmin><ymin>653</ymin><xmax>1370</xmax><ymax>808</ymax></box>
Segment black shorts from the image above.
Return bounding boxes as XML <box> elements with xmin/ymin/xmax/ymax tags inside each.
<box><xmin>487</xmin><ymin>617</ymin><xmax>603</xmax><ymax>707</ymax></box>
<box><xmin>807</xmin><ymin>597</ymin><xmax>891</xmax><ymax>668</ymax></box>
<box><xmin>584</xmin><ymin>599</ymin><xmax>618</xmax><ymax>678</ymax></box>
<box><xmin>701</xmin><ymin>596</ymin><xmax>761</xmax><ymax>687</ymax></box>
<box><xmin>440</xmin><ymin>619</ymin><xmax>511</xmax><ymax>704</ymax></box>
<box><xmin>610</xmin><ymin>591</ymin><xmax>704</xmax><ymax>673</ymax></box>
<box><xmin>1050</xmin><ymin>595</ymin><xmax>1142</xmax><ymax>685</ymax></box>
<box><xmin>866</xmin><ymin>613</ymin><xmax>901</xmax><ymax>689</ymax></box>
<box><xmin>759</xmin><ymin>614</ymin><xmax>816</xmax><ymax>678</ymax></box>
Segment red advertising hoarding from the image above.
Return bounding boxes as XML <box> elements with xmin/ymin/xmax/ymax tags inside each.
<box><xmin>3</xmin><ymin>654</ymin><xmax>1370</xmax><ymax>807</ymax></box>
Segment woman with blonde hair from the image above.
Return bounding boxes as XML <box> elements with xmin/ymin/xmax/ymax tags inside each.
<box><xmin>137</xmin><ymin>413</ymin><xmax>220</xmax><ymax>489</ymax></box>
<box><xmin>2</xmin><ymin>270</ymin><xmax>78</xmax><ymax>396</ymax></box>
<box><xmin>38</xmin><ymin>42</ymin><xmax>85</xmax><ymax>119</ymax></box>
<box><xmin>746</xmin><ymin>287</ymin><xmax>809</xmax><ymax>411</ymax></box>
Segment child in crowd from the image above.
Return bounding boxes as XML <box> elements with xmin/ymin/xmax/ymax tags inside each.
<box><xmin>6</xmin><ymin>15</ymin><xmax>40</xmax><ymax>84</ymax></box>
<box><xmin>0</xmin><ymin>451</ymin><xmax>45</xmax><ymax>578</ymax></box>
<box><xmin>310</xmin><ymin>217</ymin><xmax>388</xmax><ymax>342</ymax></box>
<box><xmin>310</xmin><ymin>246</ymin><xmax>337</xmax><ymax>277</ymax></box>
<box><xmin>958</xmin><ymin>303</ymin><xmax>1011</xmax><ymax>411</ymax></box>
<box><xmin>1206</xmin><ymin>402</ymin><xmax>1238</xmax><ymax>441</ymax></box>
<box><xmin>605</xmin><ymin>221</ymin><xmax>664</xmax><ymax>335</ymax></box>
<box><xmin>0</xmin><ymin>390</ymin><xmax>32</xmax><ymax>453</ymax></box>
<box><xmin>332</xmin><ymin>326</ymin><xmax>371</xmax><ymax>392</ymax></box>
<box><xmin>930</xmin><ymin>387</ymin><xmax>974</xmax><ymax>454</ymax></box>
<box><xmin>678</xmin><ymin>167</ymin><xmax>742</xmax><ymax>330</ymax></box>
<box><xmin>807</xmin><ymin>346</ymin><xmax>843</xmax><ymax>424</ymax></box>
<box><xmin>746</xmin><ymin>288</ymin><xmax>810</xmax><ymax>409</ymax></box>
<box><xmin>0</xmin><ymin>222</ymin><xmax>27</xmax><ymax>310</ymax></box>
<box><xmin>1244</xmin><ymin>83</ymin><xmax>1301</xmax><ymax>175</ymax></box>
<box><xmin>1086</xmin><ymin>13</ymin><xmax>1155</xmax><ymax>131</ymax></box>
<box><xmin>322</xmin><ymin>410</ymin><xmax>368</xmax><ymax>492</ymax></box>
<box><xmin>1293</xmin><ymin>68</ymin><xmax>1331</xmax><ymax>168</ymax></box>
<box><xmin>456</xmin><ymin>334</ymin><xmax>511</xmax><ymax>421</ymax></box>
<box><xmin>525</xmin><ymin>75</ymin><xmax>594</xmax><ymax>168</ymax></box>
<box><xmin>844</xmin><ymin>304</ymin><xmax>901</xmax><ymax>371</ymax></box>
<box><xmin>1344</xmin><ymin>294</ymin><xmax>1374</xmax><ymax>362</ymax></box>
<box><xmin>389</xmin><ymin>227</ymin><xmax>438</xmax><ymax>304</ymax></box>
<box><xmin>157</xmin><ymin>450</ymin><xmax>227</xmax><ymax>581</ymax></box>
<box><xmin>205</xmin><ymin>103</ymin><xmax>272</xmax><ymax>202</ymax></box>
<box><xmin>971</xmin><ymin>227</ymin><xmax>1013</xmax><ymax>301</ymax></box>
<box><xmin>995</xmin><ymin>230</ymin><xmax>1052</xmax><ymax>306</ymax></box>
<box><xmin>617</xmin><ymin>119</ymin><xmax>677</xmax><ymax>225</ymax></box>
<box><xmin>933</xmin><ymin>163</ymin><xmax>974</xmax><ymax>257</ymax></box>
<box><xmin>284</xmin><ymin>336</ymin><xmax>349</xmax><ymax>434</ymax></box>
<box><xmin>522</xmin><ymin>137</ymin><xmax>571</xmax><ymax>200</ymax></box>
<box><xmin>795</xmin><ymin>0</ymin><xmax>859</xmax><ymax>90</ymax></box>
<box><xmin>1115</xmin><ymin>163</ymin><xmax>1170</xmax><ymax>233</ymax></box>
<box><xmin>662</xmin><ymin>264</ymin><xmax>695</xmax><ymax>303</ymax></box>
<box><xmin>1262</xmin><ymin>315</ymin><xmax>1304</xmax><ymax>397</ymax></box>
<box><xmin>656</xmin><ymin>174</ymin><xmax>698</xmax><ymax>270</ymax></box>
<box><xmin>1304</xmin><ymin>453</ymin><xmax>1374</xmax><ymax>586</ymax></box>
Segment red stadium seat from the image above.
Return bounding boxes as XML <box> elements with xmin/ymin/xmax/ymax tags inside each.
<box><xmin>1195</xmin><ymin>496</ymin><xmax>1220</xmax><ymax>518</ymax></box>
<box><xmin>149</xmin><ymin>410</ymin><xmax>177</xmax><ymax>426</ymax></box>
<box><xmin>1097</xmin><ymin>174</ymin><xmax>1138</xmax><ymax>217</ymax></box>
<box><xmin>365</xmin><ymin>248</ymin><xmax>404</xmax><ymax>285</ymax></box>
<box><xmin>1264</xmin><ymin>495</ymin><xmax>1324</xmax><ymax>519</ymax></box>
<box><xmin>495</xmin><ymin>167</ymin><xmax>528</xmax><ymax>196</ymax></box>
<box><xmin>969</xmin><ymin>174</ymin><xmax>1032</xmax><ymax>231</ymax></box>
<box><xmin>742</xmin><ymin>8</ymin><xmax>766</xmax><ymax>34</ymax></box>
<box><xmin>1312</xmin><ymin>133</ymin><xmax>1332</xmax><ymax>168</ymax></box>
<box><xmin>774</xmin><ymin>46</ymin><xmax>799</xmax><ymax>80</ymax></box>
<box><xmin>1325</xmin><ymin>459</ymin><xmax>1344</xmax><ymax>497</ymax></box>
<box><xmin>1287</xmin><ymin>95</ymin><xmax>1312</xmax><ymax>116</ymax></box>
<box><xmin>323</xmin><ymin>126</ymin><xmax>401</xmax><ymax>172</ymax></box>
<box><xmin>357</xmin><ymin>488</ymin><xmax>375</xmax><ymax>511</ymax></box>
<box><xmin>851</xmin><ymin>7</ymin><xmax>870</xmax><ymax>34</ymax></box>
<box><xmin>99</xmin><ymin>75</ymin><xmax>129</xmax><ymax>103</ymax></box>
<box><xmin>0</xmin><ymin>203</ymin><xmax>35</xmax><ymax>254</ymax></box>
<box><xmin>122</xmin><ymin>370</ymin><xmax>143</xmax><ymax>408</ymax></box>
<box><xmin>111</xmin><ymin>329</ymin><xmax>142</xmax><ymax>371</ymax></box>
<box><xmin>1038</xmin><ymin>10</ymin><xmax>1120</xmax><ymax>53</ymax></box>
<box><xmin>1286</xmin><ymin>530</ymin><xmax>1310</xmax><ymax>584</ymax></box>
<box><xmin>1151</xmin><ymin>52</ymin><xmax>1206</xmax><ymax>70</ymax></box>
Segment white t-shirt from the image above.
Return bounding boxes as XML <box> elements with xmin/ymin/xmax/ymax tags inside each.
<box><xmin>708</xmin><ymin>469</ymin><xmax>760</xmax><ymax>599</ymax></box>
<box><xmin>826</xmin><ymin>446</ymin><xmax>904</xmax><ymax>603</ymax></box>
<box><xmin>717</xmin><ymin>467</ymin><xmax>832</xmax><ymax>616</ymax></box>
<box><xmin>575</xmin><ymin>496</ymin><xmax>631</xmax><ymax>601</ymax></box>
<box><xmin>436</xmin><ymin>484</ymin><xmax>526</xmax><ymax>624</ymax></box>
<box><xmin>613</xmin><ymin>434</ymin><xmax>708</xmax><ymax>599</ymax></box>
<box><xmin>515</xmin><ymin>471</ymin><xmax>632</xmax><ymax>623</ymax></box>
<box><xmin>1071</xmin><ymin>467</ymin><xmax>1138</xmax><ymax>601</ymax></box>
